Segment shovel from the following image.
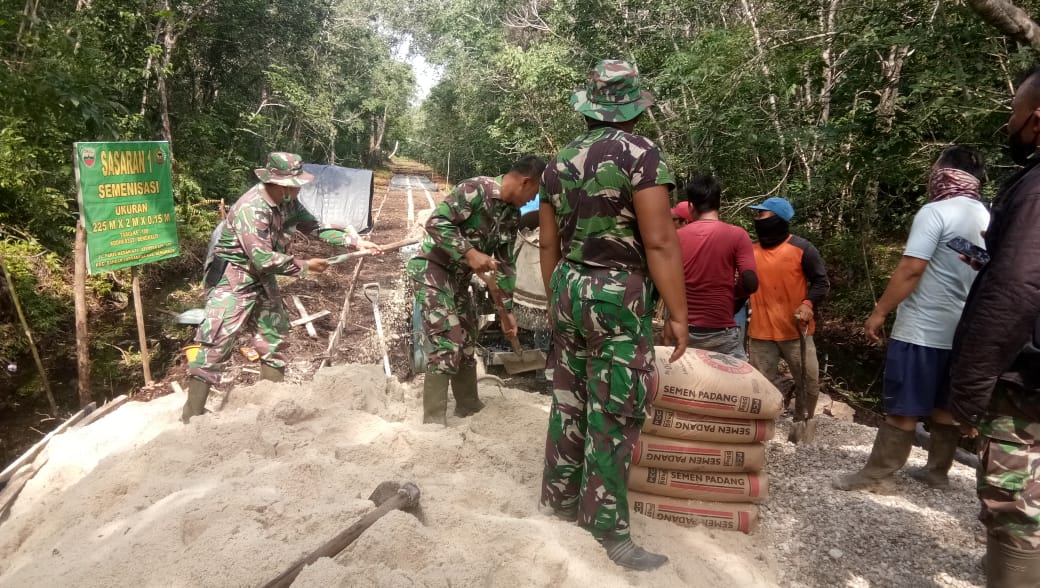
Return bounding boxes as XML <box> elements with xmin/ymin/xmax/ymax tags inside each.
<box><xmin>261</xmin><ymin>481</ymin><xmax>421</xmax><ymax>588</ymax></box>
<box><xmin>362</xmin><ymin>283</ymin><xmax>392</xmax><ymax>379</ymax></box>
<box><xmin>482</xmin><ymin>275</ymin><xmax>545</xmax><ymax>374</ymax></box>
<box><xmin>787</xmin><ymin>318</ymin><xmax>817</xmax><ymax>444</ymax></box>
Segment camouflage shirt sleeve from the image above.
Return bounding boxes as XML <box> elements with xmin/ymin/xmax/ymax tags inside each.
<box><xmin>491</xmin><ymin>204</ymin><xmax>517</xmax><ymax>311</ymax></box>
<box><xmin>232</xmin><ymin>201</ymin><xmax>307</xmax><ymax>277</ymax></box>
<box><xmin>425</xmin><ymin>181</ymin><xmax>480</xmax><ymax>262</ymax></box>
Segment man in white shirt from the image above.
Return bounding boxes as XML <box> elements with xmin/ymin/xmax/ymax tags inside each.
<box><xmin>835</xmin><ymin>145</ymin><xmax>990</xmax><ymax>492</ymax></box>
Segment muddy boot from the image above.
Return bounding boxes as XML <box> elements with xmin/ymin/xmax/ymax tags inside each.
<box><xmin>260</xmin><ymin>363</ymin><xmax>285</xmax><ymax>382</ymax></box>
<box><xmin>422</xmin><ymin>372</ymin><xmax>450</xmax><ymax>425</ymax></box>
<box><xmin>910</xmin><ymin>423</ymin><xmax>960</xmax><ymax>489</ymax></box>
<box><xmin>833</xmin><ymin>421</ymin><xmax>914</xmax><ymax>491</ymax></box>
<box><xmin>181</xmin><ymin>377</ymin><xmax>210</xmax><ymax>424</ymax></box>
<box><xmin>451</xmin><ymin>360</ymin><xmax>485</xmax><ymax>417</ymax></box>
<box><xmin>986</xmin><ymin>536</ymin><xmax>1040</xmax><ymax>588</ymax></box>
<box><xmin>602</xmin><ymin>538</ymin><xmax>669</xmax><ymax>571</ymax></box>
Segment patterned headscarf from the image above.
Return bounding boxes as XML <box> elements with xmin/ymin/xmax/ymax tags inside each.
<box><xmin>927</xmin><ymin>167</ymin><xmax>980</xmax><ymax>202</ymax></box>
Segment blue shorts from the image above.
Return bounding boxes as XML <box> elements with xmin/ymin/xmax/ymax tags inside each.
<box><xmin>882</xmin><ymin>339</ymin><xmax>951</xmax><ymax>417</ymax></box>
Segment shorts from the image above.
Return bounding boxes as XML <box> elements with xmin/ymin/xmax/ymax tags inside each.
<box><xmin>882</xmin><ymin>339</ymin><xmax>951</xmax><ymax>417</ymax></box>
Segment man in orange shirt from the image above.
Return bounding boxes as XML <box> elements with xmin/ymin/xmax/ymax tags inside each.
<box><xmin>748</xmin><ymin>197</ymin><xmax>830</xmax><ymax>420</ymax></box>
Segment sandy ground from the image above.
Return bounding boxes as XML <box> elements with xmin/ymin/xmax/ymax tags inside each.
<box><xmin>0</xmin><ymin>365</ymin><xmax>777</xmax><ymax>588</ymax></box>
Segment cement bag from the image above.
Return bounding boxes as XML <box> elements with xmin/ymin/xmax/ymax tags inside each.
<box><xmin>644</xmin><ymin>406</ymin><xmax>775</xmax><ymax>443</ymax></box>
<box><xmin>629</xmin><ymin>490</ymin><xmax>759</xmax><ymax>533</ymax></box>
<box><xmin>650</xmin><ymin>347</ymin><xmax>783</xmax><ymax>419</ymax></box>
<box><xmin>632</xmin><ymin>433</ymin><xmax>765</xmax><ymax>473</ymax></box>
<box><xmin>628</xmin><ymin>466</ymin><xmax>768</xmax><ymax>503</ymax></box>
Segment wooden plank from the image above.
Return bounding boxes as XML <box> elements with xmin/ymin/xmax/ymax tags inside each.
<box><xmin>319</xmin><ymin>259</ymin><xmax>363</xmax><ymax>369</ymax></box>
<box><xmin>76</xmin><ymin>395</ymin><xmax>129</xmax><ymax>429</ymax></box>
<box><xmin>290</xmin><ymin>309</ymin><xmax>330</xmax><ymax>327</ymax></box>
<box><xmin>130</xmin><ymin>266</ymin><xmax>153</xmax><ymax>385</ymax></box>
<box><xmin>291</xmin><ymin>295</ymin><xmax>318</xmax><ymax>338</ymax></box>
<box><xmin>0</xmin><ymin>461</ymin><xmax>41</xmax><ymax>523</ymax></box>
<box><xmin>0</xmin><ymin>404</ymin><xmax>92</xmax><ymax>485</ymax></box>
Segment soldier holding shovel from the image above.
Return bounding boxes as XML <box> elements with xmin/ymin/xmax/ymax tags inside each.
<box><xmin>182</xmin><ymin>152</ymin><xmax>380</xmax><ymax>423</ymax></box>
<box><xmin>407</xmin><ymin>155</ymin><xmax>546</xmax><ymax>425</ymax></box>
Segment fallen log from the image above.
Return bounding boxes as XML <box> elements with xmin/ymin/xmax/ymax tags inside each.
<box><xmin>77</xmin><ymin>395</ymin><xmax>129</xmax><ymax>429</ymax></box>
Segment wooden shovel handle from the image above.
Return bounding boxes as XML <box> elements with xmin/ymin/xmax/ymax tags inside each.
<box><xmin>262</xmin><ymin>483</ymin><xmax>421</xmax><ymax>588</ymax></box>
<box><xmin>327</xmin><ymin>237</ymin><xmax>420</xmax><ymax>265</ymax></box>
<box><xmin>483</xmin><ymin>278</ymin><xmax>522</xmax><ymax>351</ymax></box>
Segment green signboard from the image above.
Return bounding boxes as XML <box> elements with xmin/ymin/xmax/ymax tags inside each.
<box><xmin>75</xmin><ymin>141</ymin><xmax>179</xmax><ymax>274</ymax></box>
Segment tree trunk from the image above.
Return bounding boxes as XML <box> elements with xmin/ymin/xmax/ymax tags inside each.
<box><xmin>157</xmin><ymin>7</ymin><xmax>177</xmax><ymax>162</ymax></box>
<box><xmin>740</xmin><ymin>0</ymin><xmax>790</xmax><ymax>182</ymax></box>
<box><xmin>965</xmin><ymin>0</ymin><xmax>1040</xmax><ymax>49</ymax></box>
<box><xmin>862</xmin><ymin>45</ymin><xmax>912</xmax><ymax>238</ymax></box>
<box><xmin>74</xmin><ymin>219</ymin><xmax>92</xmax><ymax>408</ymax></box>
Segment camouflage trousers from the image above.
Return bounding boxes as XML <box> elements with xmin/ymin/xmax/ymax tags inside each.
<box><xmin>406</xmin><ymin>257</ymin><xmax>477</xmax><ymax>376</ymax></box>
<box><xmin>540</xmin><ymin>261</ymin><xmax>654</xmax><ymax>542</ymax></box>
<box><xmin>189</xmin><ymin>264</ymin><xmax>289</xmax><ymax>385</ymax></box>
<box><xmin>977</xmin><ymin>387</ymin><xmax>1040</xmax><ymax>551</ymax></box>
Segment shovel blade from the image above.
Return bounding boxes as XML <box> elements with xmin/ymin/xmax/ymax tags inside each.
<box><xmin>502</xmin><ymin>350</ymin><xmax>547</xmax><ymax>374</ymax></box>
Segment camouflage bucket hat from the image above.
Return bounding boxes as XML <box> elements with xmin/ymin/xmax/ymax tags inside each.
<box><xmin>254</xmin><ymin>152</ymin><xmax>315</xmax><ymax>187</ymax></box>
<box><xmin>570</xmin><ymin>60</ymin><xmax>654</xmax><ymax>122</ymax></box>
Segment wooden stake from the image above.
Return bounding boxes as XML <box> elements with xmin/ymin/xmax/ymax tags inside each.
<box><xmin>0</xmin><ymin>254</ymin><xmax>57</xmax><ymax>415</ymax></box>
<box><xmin>130</xmin><ymin>266</ymin><xmax>153</xmax><ymax>385</ymax></box>
<box><xmin>73</xmin><ymin>219</ymin><xmax>92</xmax><ymax>407</ymax></box>
<box><xmin>291</xmin><ymin>295</ymin><xmax>319</xmax><ymax>338</ymax></box>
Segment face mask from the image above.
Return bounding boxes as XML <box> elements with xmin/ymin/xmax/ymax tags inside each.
<box><xmin>1007</xmin><ymin>115</ymin><xmax>1036</xmax><ymax>166</ymax></box>
<box><xmin>754</xmin><ymin>216</ymin><xmax>790</xmax><ymax>249</ymax></box>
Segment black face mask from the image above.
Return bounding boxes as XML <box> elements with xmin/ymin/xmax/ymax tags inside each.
<box><xmin>754</xmin><ymin>216</ymin><xmax>790</xmax><ymax>249</ymax></box>
<box><xmin>1007</xmin><ymin>115</ymin><xmax>1037</xmax><ymax>166</ymax></box>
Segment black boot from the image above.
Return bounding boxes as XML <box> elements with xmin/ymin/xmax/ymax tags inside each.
<box><xmin>910</xmin><ymin>423</ymin><xmax>961</xmax><ymax>489</ymax></box>
<box><xmin>602</xmin><ymin>538</ymin><xmax>669</xmax><ymax>571</ymax></box>
<box><xmin>451</xmin><ymin>359</ymin><xmax>485</xmax><ymax>417</ymax></box>
<box><xmin>260</xmin><ymin>363</ymin><xmax>285</xmax><ymax>382</ymax></box>
<box><xmin>833</xmin><ymin>421</ymin><xmax>914</xmax><ymax>491</ymax></box>
<box><xmin>986</xmin><ymin>536</ymin><xmax>1040</xmax><ymax>588</ymax></box>
<box><xmin>181</xmin><ymin>377</ymin><xmax>210</xmax><ymax>424</ymax></box>
<box><xmin>422</xmin><ymin>372</ymin><xmax>451</xmax><ymax>425</ymax></box>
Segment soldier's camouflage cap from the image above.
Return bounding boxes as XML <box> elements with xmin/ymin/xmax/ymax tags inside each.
<box><xmin>570</xmin><ymin>60</ymin><xmax>654</xmax><ymax>122</ymax></box>
<box><xmin>254</xmin><ymin>152</ymin><xmax>315</xmax><ymax>187</ymax></box>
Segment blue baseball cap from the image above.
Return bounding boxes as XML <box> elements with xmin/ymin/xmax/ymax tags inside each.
<box><xmin>750</xmin><ymin>197</ymin><xmax>795</xmax><ymax>222</ymax></box>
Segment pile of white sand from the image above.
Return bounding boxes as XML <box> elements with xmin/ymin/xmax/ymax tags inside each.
<box><xmin>0</xmin><ymin>364</ymin><xmax>775</xmax><ymax>587</ymax></box>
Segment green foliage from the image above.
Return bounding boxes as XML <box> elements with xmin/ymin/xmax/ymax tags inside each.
<box><xmin>0</xmin><ymin>235</ymin><xmax>71</xmax><ymax>364</ymax></box>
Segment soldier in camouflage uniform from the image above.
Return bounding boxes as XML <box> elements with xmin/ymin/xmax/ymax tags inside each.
<box><xmin>948</xmin><ymin>68</ymin><xmax>1040</xmax><ymax>587</ymax></box>
<box><xmin>538</xmin><ymin>60</ymin><xmax>688</xmax><ymax>572</ymax></box>
<box><xmin>407</xmin><ymin>155</ymin><xmax>545</xmax><ymax>425</ymax></box>
<box><xmin>183</xmin><ymin>152</ymin><xmax>380</xmax><ymax>423</ymax></box>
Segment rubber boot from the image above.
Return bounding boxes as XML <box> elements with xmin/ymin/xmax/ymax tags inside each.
<box><xmin>986</xmin><ymin>536</ymin><xmax>1040</xmax><ymax>588</ymax></box>
<box><xmin>451</xmin><ymin>360</ymin><xmax>485</xmax><ymax>417</ymax></box>
<box><xmin>833</xmin><ymin>421</ymin><xmax>914</xmax><ymax>491</ymax></box>
<box><xmin>910</xmin><ymin>423</ymin><xmax>961</xmax><ymax>489</ymax></box>
<box><xmin>181</xmin><ymin>377</ymin><xmax>210</xmax><ymax>424</ymax></box>
<box><xmin>602</xmin><ymin>538</ymin><xmax>669</xmax><ymax>571</ymax></box>
<box><xmin>260</xmin><ymin>363</ymin><xmax>285</xmax><ymax>382</ymax></box>
<box><xmin>423</xmin><ymin>372</ymin><xmax>451</xmax><ymax>425</ymax></box>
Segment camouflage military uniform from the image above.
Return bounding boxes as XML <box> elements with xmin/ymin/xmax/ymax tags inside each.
<box><xmin>189</xmin><ymin>182</ymin><xmax>357</xmax><ymax>385</ymax></box>
<box><xmin>406</xmin><ymin>176</ymin><xmax>518</xmax><ymax>376</ymax></box>
<box><xmin>976</xmin><ymin>388</ymin><xmax>1040</xmax><ymax>551</ymax></box>
<box><xmin>540</xmin><ymin>123</ymin><xmax>674</xmax><ymax>542</ymax></box>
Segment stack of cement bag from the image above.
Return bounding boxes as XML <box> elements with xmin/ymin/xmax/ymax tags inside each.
<box><xmin>628</xmin><ymin>347</ymin><xmax>784</xmax><ymax>534</ymax></box>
